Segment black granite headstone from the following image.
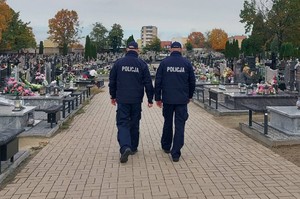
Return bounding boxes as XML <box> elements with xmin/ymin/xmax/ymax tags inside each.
<box><xmin>246</xmin><ymin>56</ymin><xmax>255</xmax><ymax>70</ymax></box>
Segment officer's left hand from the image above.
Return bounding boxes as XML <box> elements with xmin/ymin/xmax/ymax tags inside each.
<box><xmin>156</xmin><ymin>101</ymin><xmax>162</xmax><ymax>108</ymax></box>
<box><xmin>148</xmin><ymin>103</ymin><xmax>153</xmax><ymax>108</ymax></box>
<box><xmin>111</xmin><ymin>99</ymin><xmax>117</xmax><ymax>106</ymax></box>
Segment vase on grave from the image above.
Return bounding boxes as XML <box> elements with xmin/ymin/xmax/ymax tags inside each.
<box><xmin>70</xmin><ymin>80</ymin><xmax>74</xmax><ymax>88</ymax></box>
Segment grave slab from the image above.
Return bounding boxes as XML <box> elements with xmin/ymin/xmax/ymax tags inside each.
<box><xmin>268</xmin><ymin>106</ymin><xmax>300</xmax><ymax>136</ymax></box>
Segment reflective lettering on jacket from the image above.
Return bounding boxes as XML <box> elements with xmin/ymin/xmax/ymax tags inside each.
<box><xmin>122</xmin><ymin>66</ymin><xmax>139</xmax><ymax>73</ymax></box>
<box><xmin>166</xmin><ymin>66</ymin><xmax>185</xmax><ymax>73</ymax></box>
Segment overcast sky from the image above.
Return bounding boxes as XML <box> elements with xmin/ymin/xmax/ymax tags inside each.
<box><xmin>6</xmin><ymin>0</ymin><xmax>247</xmax><ymax>44</ymax></box>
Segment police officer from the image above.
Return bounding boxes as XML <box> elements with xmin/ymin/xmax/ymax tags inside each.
<box><xmin>154</xmin><ymin>41</ymin><xmax>195</xmax><ymax>162</ymax></box>
<box><xmin>109</xmin><ymin>41</ymin><xmax>154</xmax><ymax>163</ymax></box>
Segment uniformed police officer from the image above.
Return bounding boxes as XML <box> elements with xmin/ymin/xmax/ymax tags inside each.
<box><xmin>109</xmin><ymin>41</ymin><xmax>154</xmax><ymax>163</ymax></box>
<box><xmin>154</xmin><ymin>41</ymin><xmax>195</xmax><ymax>162</ymax></box>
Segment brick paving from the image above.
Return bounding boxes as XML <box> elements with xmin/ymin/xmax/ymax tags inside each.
<box><xmin>1</xmin><ymin>85</ymin><xmax>300</xmax><ymax>199</ymax></box>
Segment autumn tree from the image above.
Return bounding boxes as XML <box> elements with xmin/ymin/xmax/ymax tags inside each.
<box><xmin>209</xmin><ymin>28</ymin><xmax>228</xmax><ymax>51</ymax></box>
<box><xmin>108</xmin><ymin>23</ymin><xmax>124</xmax><ymax>52</ymax></box>
<box><xmin>48</xmin><ymin>9</ymin><xmax>81</xmax><ymax>50</ymax></box>
<box><xmin>90</xmin><ymin>22</ymin><xmax>108</xmax><ymax>52</ymax></box>
<box><xmin>187</xmin><ymin>32</ymin><xmax>205</xmax><ymax>48</ymax></box>
<box><xmin>0</xmin><ymin>11</ymin><xmax>36</xmax><ymax>51</ymax></box>
<box><xmin>0</xmin><ymin>1</ymin><xmax>13</xmax><ymax>42</ymax></box>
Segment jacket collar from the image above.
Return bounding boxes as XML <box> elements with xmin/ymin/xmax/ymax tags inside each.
<box><xmin>126</xmin><ymin>50</ymin><xmax>138</xmax><ymax>57</ymax></box>
<box><xmin>170</xmin><ymin>51</ymin><xmax>182</xmax><ymax>56</ymax></box>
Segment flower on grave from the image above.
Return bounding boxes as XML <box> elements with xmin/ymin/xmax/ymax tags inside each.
<box><xmin>270</xmin><ymin>75</ymin><xmax>279</xmax><ymax>94</ymax></box>
<box><xmin>97</xmin><ymin>68</ymin><xmax>109</xmax><ymax>75</ymax></box>
<box><xmin>199</xmin><ymin>74</ymin><xmax>207</xmax><ymax>81</ymax></box>
<box><xmin>222</xmin><ymin>67</ymin><xmax>234</xmax><ymax>78</ymax></box>
<box><xmin>256</xmin><ymin>83</ymin><xmax>276</xmax><ymax>95</ymax></box>
<box><xmin>3</xmin><ymin>77</ymin><xmax>35</xmax><ymax>96</ymax></box>
<box><xmin>66</xmin><ymin>72</ymin><xmax>76</xmax><ymax>82</ymax></box>
<box><xmin>206</xmin><ymin>72</ymin><xmax>214</xmax><ymax>80</ymax></box>
<box><xmin>35</xmin><ymin>72</ymin><xmax>45</xmax><ymax>84</ymax></box>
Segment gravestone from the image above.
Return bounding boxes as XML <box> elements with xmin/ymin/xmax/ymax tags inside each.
<box><xmin>284</xmin><ymin>61</ymin><xmax>291</xmax><ymax>88</ymax></box>
<box><xmin>234</xmin><ymin>61</ymin><xmax>242</xmax><ymax>83</ymax></box>
<box><xmin>265</xmin><ymin>66</ymin><xmax>278</xmax><ymax>84</ymax></box>
<box><xmin>0</xmin><ymin>67</ymin><xmax>7</xmax><ymax>88</ymax></box>
<box><xmin>219</xmin><ymin>63</ymin><xmax>226</xmax><ymax>77</ymax></box>
<box><xmin>45</xmin><ymin>62</ymin><xmax>52</xmax><ymax>84</ymax></box>
<box><xmin>286</xmin><ymin>61</ymin><xmax>297</xmax><ymax>91</ymax></box>
<box><xmin>295</xmin><ymin>62</ymin><xmax>300</xmax><ymax>91</ymax></box>
<box><xmin>13</xmin><ymin>65</ymin><xmax>19</xmax><ymax>80</ymax></box>
<box><xmin>19</xmin><ymin>56</ymin><xmax>25</xmax><ymax>68</ymax></box>
<box><xmin>246</xmin><ymin>56</ymin><xmax>255</xmax><ymax>70</ymax></box>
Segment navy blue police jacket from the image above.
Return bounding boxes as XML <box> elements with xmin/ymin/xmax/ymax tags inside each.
<box><xmin>155</xmin><ymin>51</ymin><xmax>196</xmax><ymax>104</ymax></box>
<box><xmin>109</xmin><ymin>51</ymin><xmax>154</xmax><ymax>104</ymax></box>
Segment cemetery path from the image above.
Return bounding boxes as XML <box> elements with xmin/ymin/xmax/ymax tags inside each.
<box><xmin>0</xmin><ymin>84</ymin><xmax>300</xmax><ymax>199</ymax></box>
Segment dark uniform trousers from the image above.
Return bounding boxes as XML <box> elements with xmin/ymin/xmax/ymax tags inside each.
<box><xmin>117</xmin><ymin>103</ymin><xmax>142</xmax><ymax>154</ymax></box>
<box><xmin>161</xmin><ymin>104</ymin><xmax>188</xmax><ymax>159</ymax></box>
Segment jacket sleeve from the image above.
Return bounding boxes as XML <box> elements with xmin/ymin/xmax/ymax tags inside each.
<box><xmin>141</xmin><ymin>62</ymin><xmax>154</xmax><ymax>104</ymax></box>
<box><xmin>108</xmin><ymin>63</ymin><xmax>117</xmax><ymax>99</ymax></box>
<box><xmin>154</xmin><ymin>63</ymin><xmax>163</xmax><ymax>101</ymax></box>
<box><xmin>188</xmin><ymin>63</ymin><xmax>196</xmax><ymax>99</ymax></box>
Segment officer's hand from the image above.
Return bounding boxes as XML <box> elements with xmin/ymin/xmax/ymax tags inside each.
<box><xmin>188</xmin><ymin>98</ymin><xmax>192</xmax><ymax>103</ymax></box>
<box><xmin>111</xmin><ymin>99</ymin><xmax>117</xmax><ymax>106</ymax></box>
<box><xmin>156</xmin><ymin>101</ymin><xmax>162</xmax><ymax>108</ymax></box>
<box><xmin>148</xmin><ymin>103</ymin><xmax>153</xmax><ymax>108</ymax></box>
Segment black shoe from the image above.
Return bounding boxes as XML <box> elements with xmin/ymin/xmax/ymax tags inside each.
<box><xmin>163</xmin><ymin>149</ymin><xmax>171</xmax><ymax>154</ymax></box>
<box><xmin>120</xmin><ymin>148</ymin><xmax>131</xmax><ymax>163</ymax></box>
<box><xmin>172</xmin><ymin>157</ymin><xmax>179</xmax><ymax>162</ymax></box>
<box><xmin>131</xmin><ymin>149</ymin><xmax>138</xmax><ymax>155</ymax></box>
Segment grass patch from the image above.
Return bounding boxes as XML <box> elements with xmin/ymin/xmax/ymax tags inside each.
<box><xmin>82</xmin><ymin>99</ymin><xmax>90</xmax><ymax>106</ymax></box>
<box><xmin>91</xmin><ymin>86</ymin><xmax>104</xmax><ymax>95</ymax></box>
<box><xmin>76</xmin><ymin>108</ymin><xmax>85</xmax><ymax>115</ymax></box>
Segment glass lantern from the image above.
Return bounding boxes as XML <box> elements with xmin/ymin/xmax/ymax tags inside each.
<box><xmin>13</xmin><ymin>95</ymin><xmax>22</xmax><ymax>111</ymax></box>
<box><xmin>264</xmin><ymin>85</ymin><xmax>269</xmax><ymax>95</ymax></box>
<box><xmin>53</xmin><ymin>86</ymin><xmax>60</xmax><ymax>96</ymax></box>
<box><xmin>246</xmin><ymin>85</ymin><xmax>253</xmax><ymax>95</ymax></box>
<box><xmin>39</xmin><ymin>86</ymin><xmax>46</xmax><ymax>95</ymax></box>
<box><xmin>239</xmin><ymin>84</ymin><xmax>246</xmax><ymax>93</ymax></box>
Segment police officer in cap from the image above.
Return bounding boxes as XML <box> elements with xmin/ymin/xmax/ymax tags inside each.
<box><xmin>109</xmin><ymin>41</ymin><xmax>154</xmax><ymax>163</ymax></box>
<box><xmin>154</xmin><ymin>41</ymin><xmax>195</xmax><ymax>162</ymax></box>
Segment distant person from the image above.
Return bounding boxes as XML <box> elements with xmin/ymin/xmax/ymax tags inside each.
<box><xmin>109</xmin><ymin>41</ymin><xmax>154</xmax><ymax>163</ymax></box>
<box><xmin>241</xmin><ymin>65</ymin><xmax>254</xmax><ymax>85</ymax></box>
<box><xmin>154</xmin><ymin>41</ymin><xmax>196</xmax><ymax>162</ymax></box>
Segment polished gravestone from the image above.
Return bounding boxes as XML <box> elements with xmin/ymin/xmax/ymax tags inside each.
<box><xmin>223</xmin><ymin>92</ymin><xmax>297</xmax><ymax>110</ymax></box>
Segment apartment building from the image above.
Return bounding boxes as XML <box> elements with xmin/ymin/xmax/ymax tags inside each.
<box><xmin>141</xmin><ymin>26</ymin><xmax>158</xmax><ymax>47</ymax></box>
